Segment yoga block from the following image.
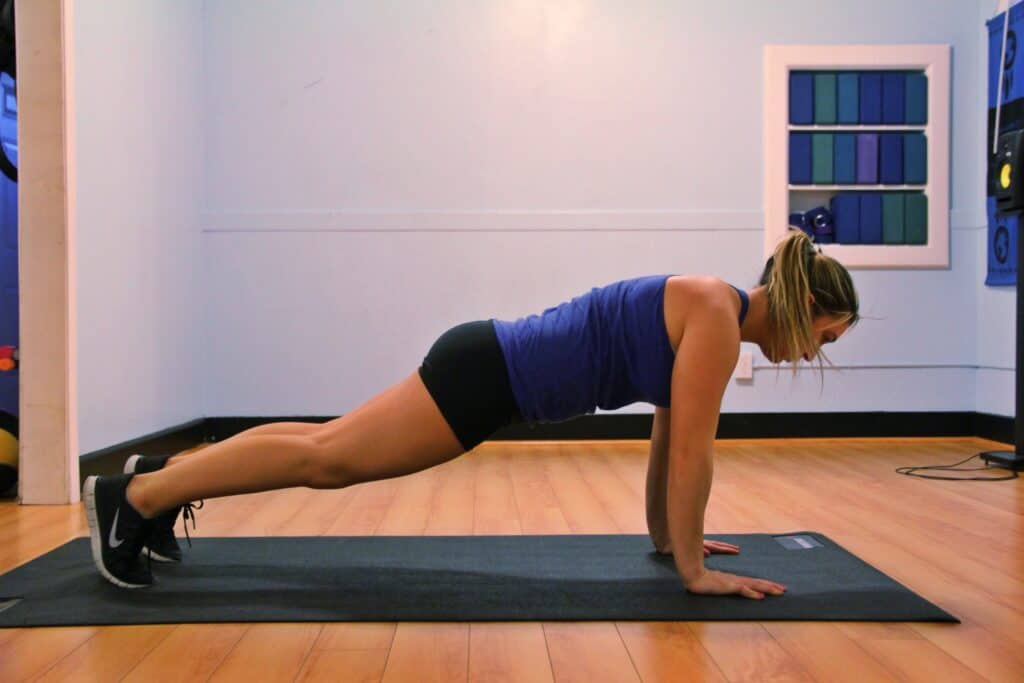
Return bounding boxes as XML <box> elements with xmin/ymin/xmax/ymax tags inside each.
<box><xmin>790</xmin><ymin>72</ymin><xmax>814</xmax><ymax>124</ymax></box>
<box><xmin>882</xmin><ymin>72</ymin><xmax>906</xmax><ymax>124</ymax></box>
<box><xmin>834</xmin><ymin>134</ymin><xmax>857</xmax><ymax>185</ymax></box>
<box><xmin>789</xmin><ymin>133</ymin><xmax>812</xmax><ymax>184</ymax></box>
<box><xmin>812</xmin><ymin>134</ymin><xmax>834</xmax><ymax>185</ymax></box>
<box><xmin>905</xmin><ymin>193</ymin><xmax>928</xmax><ymax>244</ymax></box>
<box><xmin>903</xmin><ymin>133</ymin><xmax>927</xmax><ymax>185</ymax></box>
<box><xmin>860</xmin><ymin>193</ymin><xmax>883</xmax><ymax>244</ymax></box>
<box><xmin>831</xmin><ymin>193</ymin><xmax>861</xmax><ymax>244</ymax></box>
<box><xmin>857</xmin><ymin>133</ymin><xmax>879</xmax><ymax>184</ymax></box>
<box><xmin>859</xmin><ymin>72</ymin><xmax>883</xmax><ymax>124</ymax></box>
<box><xmin>905</xmin><ymin>72</ymin><xmax>927</xmax><ymax>124</ymax></box>
<box><xmin>879</xmin><ymin>133</ymin><xmax>904</xmax><ymax>185</ymax></box>
<box><xmin>838</xmin><ymin>72</ymin><xmax>860</xmax><ymax>124</ymax></box>
<box><xmin>882</xmin><ymin>194</ymin><xmax>906</xmax><ymax>244</ymax></box>
<box><xmin>814</xmin><ymin>73</ymin><xmax>837</xmax><ymax>124</ymax></box>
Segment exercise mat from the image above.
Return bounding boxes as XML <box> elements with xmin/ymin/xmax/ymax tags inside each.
<box><xmin>0</xmin><ymin>533</ymin><xmax>957</xmax><ymax>627</ymax></box>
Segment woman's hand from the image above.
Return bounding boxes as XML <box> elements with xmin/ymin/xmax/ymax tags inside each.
<box><xmin>685</xmin><ymin>568</ymin><xmax>786</xmax><ymax>600</ymax></box>
<box><xmin>703</xmin><ymin>539</ymin><xmax>740</xmax><ymax>557</ymax></box>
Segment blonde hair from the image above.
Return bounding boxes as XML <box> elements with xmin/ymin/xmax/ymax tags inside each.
<box><xmin>758</xmin><ymin>230</ymin><xmax>859</xmax><ymax>367</ymax></box>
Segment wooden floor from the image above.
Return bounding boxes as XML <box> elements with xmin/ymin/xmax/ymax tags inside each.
<box><xmin>0</xmin><ymin>437</ymin><xmax>1022</xmax><ymax>682</ymax></box>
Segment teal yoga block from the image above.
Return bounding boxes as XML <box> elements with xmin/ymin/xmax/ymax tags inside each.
<box><xmin>905</xmin><ymin>193</ymin><xmax>927</xmax><ymax>245</ymax></box>
<box><xmin>812</xmin><ymin>134</ymin><xmax>834</xmax><ymax>184</ymax></box>
<box><xmin>882</xmin><ymin>194</ymin><xmax>906</xmax><ymax>244</ymax></box>
<box><xmin>814</xmin><ymin>73</ymin><xmax>837</xmax><ymax>124</ymax></box>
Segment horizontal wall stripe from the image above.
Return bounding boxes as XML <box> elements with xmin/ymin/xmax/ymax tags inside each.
<box><xmin>201</xmin><ymin>209</ymin><xmax>987</xmax><ymax>233</ymax></box>
<box><xmin>204</xmin><ymin>227</ymin><xmax>767</xmax><ymax>234</ymax></box>
<box><xmin>203</xmin><ymin>210</ymin><xmax>763</xmax><ymax>232</ymax></box>
<box><xmin>948</xmin><ymin>208</ymin><xmax>987</xmax><ymax>230</ymax></box>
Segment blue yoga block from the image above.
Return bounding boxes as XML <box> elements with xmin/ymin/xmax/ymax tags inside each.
<box><xmin>789</xmin><ymin>133</ymin><xmax>812</xmax><ymax>184</ymax></box>
<box><xmin>831</xmin><ymin>193</ymin><xmax>861</xmax><ymax>244</ymax></box>
<box><xmin>905</xmin><ymin>72</ymin><xmax>927</xmax><ymax>124</ymax></box>
<box><xmin>859</xmin><ymin>72</ymin><xmax>883</xmax><ymax>124</ymax></box>
<box><xmin>903</xmin><ymin>133</ymin><xmax>927</xmax><ymax>185</ymax></box>
<box><xmin>879</xmin><ymin>133</ymin><xmax>904</xmax><ymax>184</ymax></box>
<box><xmin>882</xmin><ymin>72</ymin><xmax>906</xmax><ymax>124</ymax></box>
<box><xmin>856</xmin><ymin>134</ymin><xmax>879</xmax><ymax>184</ymax></box>
<box><xmin>860</xmin><ymin>194</ymin><xmax>883</xmax><ymax>244</ymax></box>
<box><xmin>790</xmin><ymin>72</ymin><xmax>814</xmax><ymax>124</ymax></box>
<box><xmin>834</xmin><ymin>134</ymin><xmax>857</xmax><ymax>185</ymax></box>
<box><xmin>837</xmin><ymin>73</ymin><xmax>859</xmax><ymax>124</ymax></box>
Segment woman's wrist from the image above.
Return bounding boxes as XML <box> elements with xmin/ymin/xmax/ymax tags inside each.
<box><xmin>679</xmin><ymin>561</ymin><xmax>707</xmax><ymax>584</ymax></box>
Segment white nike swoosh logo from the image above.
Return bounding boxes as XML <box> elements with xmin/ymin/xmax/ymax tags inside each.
<box><xmin>109</xmin><ymin>508</ymin><xmax>125</xmax><ymax>548</ymax></box>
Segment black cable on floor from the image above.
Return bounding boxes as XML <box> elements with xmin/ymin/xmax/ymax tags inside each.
<box><xmin>895</xmin><ymin>453</ymin><xmax>1019</xmax><ymax>481</ymax></box>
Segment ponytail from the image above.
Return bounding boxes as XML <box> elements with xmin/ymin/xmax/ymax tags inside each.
<box><xmin>759</xmin><ymin>231</ymin><xmax>859</xmax><ymax>365</ymax></box>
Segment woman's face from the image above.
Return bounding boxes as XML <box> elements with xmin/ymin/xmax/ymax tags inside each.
<box><xmin>763</xmin><ymin>314</ymin><xmax>851</xmax><ymax>363</ymax></box>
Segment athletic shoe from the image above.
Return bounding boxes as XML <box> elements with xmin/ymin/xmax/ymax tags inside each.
<box><xmin>123</xmin><ymin>453</ymin><xmax>199</xmax><ymax>563</ymax></box>
<box><xmin>82</xmin><ymin>473</ymin><xmax>154</xmax><ymax>588</ymax></box>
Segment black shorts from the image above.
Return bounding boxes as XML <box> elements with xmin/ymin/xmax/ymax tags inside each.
<box><xmin>418</xmin><ymin>319</ymin><xmax>524</xmax><ymax>451</ymax></box>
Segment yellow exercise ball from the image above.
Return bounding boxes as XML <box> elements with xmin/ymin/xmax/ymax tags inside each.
<box><xmin>0</xmin><ymin>416</ymin><xmax>17</xmax><ymax>493</ymax></box>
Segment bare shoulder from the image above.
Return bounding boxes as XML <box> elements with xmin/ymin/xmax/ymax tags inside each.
<box><xmin>666</xmin><ymin>275</ymin><xmax>737</xmax><ymax>307</ymax></box>
<box><xmin>663</xmin><ymin>276</ymin><xmax>742</xmax><ymax>348</ymax></box>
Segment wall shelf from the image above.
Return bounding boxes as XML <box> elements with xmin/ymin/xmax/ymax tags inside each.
<box><xmin>764</xmin><ymin>44</ymin><xmax>951</xmax><ymax>269</ymax></box>
<box><xmin>789</xmin><ymin>185</ymin><xmax>927</xmax><ymax>191</ymax></box>
<box><xmin>788</xmin><ymin>125</ymin><xmax>927</xmax><ymax>132</ymax></box>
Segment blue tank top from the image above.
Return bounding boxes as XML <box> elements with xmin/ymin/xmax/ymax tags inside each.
<box><xmin>492</xmin><ymin>276</ymin><xmax>749</xmax><ymax>424</ymax></box>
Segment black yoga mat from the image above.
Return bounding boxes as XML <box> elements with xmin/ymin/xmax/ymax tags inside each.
<box><xmin>0</xmin><ymin>532</ymin><xmax>957</xmax><ymax>627</ymax></box>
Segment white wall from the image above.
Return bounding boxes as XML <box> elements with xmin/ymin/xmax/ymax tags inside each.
<box><xmin>73</xmin><ymin>1</ymin><xmax>205</xmax><ymax>453</ymax></box>
<box><xmin>977</xmin><ymin>261</ymin><xmax>1014</xmax><ymax>417</ymax></box>
<box><xmin>200</xmin><ymin>0</ymin><xmax>989</xmax><ymax>419</ymax></box>
<box><xmin>70</xmin><ymin>1</ymin><xmax>1008</xmax><ymax>452</ymax></box>
<box><xmin>978</xmin><ymin>0</ymin><xmax>1016</xmax><ymax>418</ymax></box>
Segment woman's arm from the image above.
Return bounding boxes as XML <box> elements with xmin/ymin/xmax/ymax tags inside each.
<box><xmin>665</xmin><ymin>299</ymin><xmax>738</xmax><ymax>585</ymax></box>
<box><xmin>662</xmin><ymin>296</ymin><xmax>788</xmax><ymax>599</ymax></box>
<box><xmin>645</xmin><ymin>406</ymin><xmax>672</xmax><ymax>553</ymax></box>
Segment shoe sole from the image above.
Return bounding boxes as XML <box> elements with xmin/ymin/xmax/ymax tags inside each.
<box><xmin>122</xmin><ymin>455</ymin><xmax>180</xmax><ymax>564</ymax></box>
<box><xmin>82</xmin><ymin>476</ymin><xmax>151</xmax><ymax>589</ymax></box>
<box><xmin>142</xmin><ymin>547</ymin><xmax>179</xmax><ymax>563</ymax></box>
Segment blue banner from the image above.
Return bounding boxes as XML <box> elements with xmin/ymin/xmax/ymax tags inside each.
<box><xmin>987</xmin><ymin>6</ymin><xmax>1024</xmax><ymax>286</ymax></box>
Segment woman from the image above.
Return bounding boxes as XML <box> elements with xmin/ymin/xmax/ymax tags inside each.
<box><xmin>83</xmin><ymin>230</ymin><xmax>859</xmax><ymax>598</ymax></box>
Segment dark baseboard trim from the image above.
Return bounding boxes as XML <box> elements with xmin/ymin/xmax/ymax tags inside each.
<box><xmin>78</xmin><ymin>419</ymin><xmax>208</xmax><ymax>479</ymax></box>
<box><xmin>973</xmin><ymin>412</ymin><xmax>1014</xmax><ymax>444</ymax></box>
<box><xmin>202</xmin><ymin>416</ymin><xmax>335</xmax><ymax>443</ymax></box>
<box><xmin>78</xmin><ymin>412</ymin><xmax>1015</xmax><ymax>482</ymax></box>
<box><xmin>491</xmin><ymin>411</ymin><xmax>1016</xmax><ymax>441</ymax></box>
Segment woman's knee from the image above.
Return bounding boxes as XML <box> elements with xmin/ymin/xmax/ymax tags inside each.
<box><xmin>302</xmin><ymin>436</ymin><xmax>355</xmax><ymax>489</ymax></box>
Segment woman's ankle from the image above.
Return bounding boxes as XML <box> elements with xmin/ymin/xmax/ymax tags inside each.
<box><xmin>125</xmin><ymin>475</ymin><xmax>159</xmax><ymax>519</ymax></box>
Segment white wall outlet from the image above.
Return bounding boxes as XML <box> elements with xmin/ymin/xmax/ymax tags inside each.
<box><xmin>735</xmin><ymin>351</ymin><xmax>754</xmax><ymax>381</ymax></box>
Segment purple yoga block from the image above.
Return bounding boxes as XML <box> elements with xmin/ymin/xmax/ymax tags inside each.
<box><xmin>857</xmin><ymin>134</ymin><xmax>879</xmax><ymax>184</ymax></box>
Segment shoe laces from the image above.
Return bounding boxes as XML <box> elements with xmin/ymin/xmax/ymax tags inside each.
<box><xmin>180</xmin><ymin>500</ymin><xmax>205</xmax><ymax>548</ymax></box>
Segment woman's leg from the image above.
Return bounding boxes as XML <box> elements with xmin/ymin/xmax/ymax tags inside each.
<box><xmin>125</xmin><ymin>370</ymin><xmax>465</xmax><ymax>519</ymax></box>
<box><xmin>164</xmin><ymin>421</ymin><xmax>325</xmax><ymax>467</ymax></box>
